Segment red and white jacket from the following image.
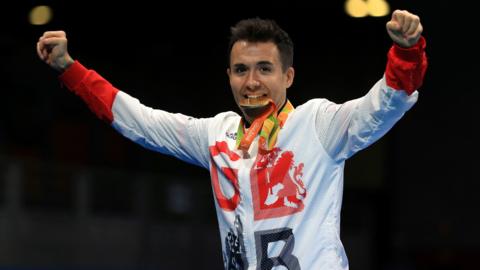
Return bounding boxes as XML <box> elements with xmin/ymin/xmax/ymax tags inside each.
<box><xmin>60</xmin><ymin>37</ymin><xmax>427</xmax><ymax>270</ymax></box>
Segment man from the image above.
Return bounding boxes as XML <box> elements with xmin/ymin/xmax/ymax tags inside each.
<box><xmin>37</xmin><ymin>9</ymin><xmax>427</xmax><ymax>270</ymax></box>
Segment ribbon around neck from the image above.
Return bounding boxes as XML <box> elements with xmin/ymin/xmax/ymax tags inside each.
<box><xmin>236</xmin><ymin>100</ymin><xmax>294</xmax><ymax>152</ymax></box>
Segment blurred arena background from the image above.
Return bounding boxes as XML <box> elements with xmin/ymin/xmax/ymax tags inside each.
<box><xmin>0</xmin><ymin>0</ymin><xmax>477</xmax><ymax>269</ymax></box>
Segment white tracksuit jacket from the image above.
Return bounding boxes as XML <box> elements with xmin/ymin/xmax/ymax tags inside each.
<box><xmin>59</xmin><ymin>37</ymin><xmax>427</xmax><ymax>270</ymax></box>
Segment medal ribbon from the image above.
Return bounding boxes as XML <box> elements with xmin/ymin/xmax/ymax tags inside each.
<box><xmin>236</xmin><ymin>100</ymin><xmax>294</xmax><ymax>152</ymax></box>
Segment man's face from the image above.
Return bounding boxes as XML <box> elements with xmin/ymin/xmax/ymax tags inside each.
<box><xmin>227</xmin><ymin>41</ymin><xmax>294</xmax><ymax>124</ymax></box>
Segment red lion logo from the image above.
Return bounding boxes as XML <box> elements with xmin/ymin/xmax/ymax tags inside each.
<box><xmin>251</xmin><ymin>148</ymin><xmax>307</xmax><ymax>220</ymax></box>
<box><xmin>209</xmin><ymin>141</ymin><xmax>307</xmax><ymax>219</ymax></box>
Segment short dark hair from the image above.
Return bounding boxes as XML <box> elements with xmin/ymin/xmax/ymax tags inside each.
<box><xmin>228</xmin><ymin>18</ymin><xmax>294</xmax><ymax>72</ymax></box>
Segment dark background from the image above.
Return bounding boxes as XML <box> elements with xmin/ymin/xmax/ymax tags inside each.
<box><xmin>0</xmin><ymin>0</ymin><xmax>477</xmax><ymax>269</ymax></box>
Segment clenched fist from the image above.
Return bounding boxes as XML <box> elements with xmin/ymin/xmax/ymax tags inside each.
<box><xmin>37</xmin><ymin>30</ymin><xmax>74</xmax><ymax>72</ymax></box>
<box><xmin>386</xmin><ymin>10</ymin><xmax>423</xmax><ymax>48</ymax></box>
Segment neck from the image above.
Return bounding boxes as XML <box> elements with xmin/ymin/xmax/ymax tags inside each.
<box><xmin>277</xmin><ymin>99</ymin><xmax>287</xmax><ymax>113</ymax></box>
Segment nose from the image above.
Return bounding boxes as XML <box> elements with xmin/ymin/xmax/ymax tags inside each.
<box><xmin>245</xmin><ymin>71</ymin><xmax>260</xmax><ymax>90</ymax></box>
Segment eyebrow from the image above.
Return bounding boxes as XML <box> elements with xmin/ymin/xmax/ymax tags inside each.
<box><xmin>232</xmin><ymin>61</ymin><xmax>273</xmax><ymax>68</ymax></box>
<box><xmin>232</xmin><ymin>63</ymin><xmax>247</xmax><ymax>69</ymax></box>
<box><xmin>257</xmin><ymin>61</ymin><xmax>273</xmax><ymax>66</ymax></box>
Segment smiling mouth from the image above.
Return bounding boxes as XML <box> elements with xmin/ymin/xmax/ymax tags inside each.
<box><xmin>239</xmin><ymin>95</ymin><xmax>270</xmax><ymax>108</ymax></box>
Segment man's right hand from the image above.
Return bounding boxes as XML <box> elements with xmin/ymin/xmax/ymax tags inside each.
<box><xmin>37</xmin><ymin>31</ymin><xmax>74</xmax><ymax>73</ymax></box>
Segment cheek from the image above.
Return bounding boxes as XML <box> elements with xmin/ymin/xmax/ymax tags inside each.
<box><xmin>230</xmin><ymin>80</ymin><xmax>242</xmax><ymax>94</ymax></box>
<box><xmin>230</xmin><ymin>85</ymin><xmax>241</xmax><ymax>100</ymax></box>
<box><xmin>230</xmin><ymin>83</ymin><xmax>238</xmax><ymax>92</ymax></box>
<box><xmin>273</xmin><ymin>86</ymin><xmax>287</xmax><ymax>104</ymax></box>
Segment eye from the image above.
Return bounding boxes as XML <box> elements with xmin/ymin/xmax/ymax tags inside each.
<box><xmin>260</xmin><ymin>66</ymin><xmax>272</xmax><ymax>73</ymax></box>
<box><xmin>233</xmin><ymin>65</ymin><xmax>247</xmax><ymax>74</ymax></box>
<box><xmin>258</xmin><ymin>63</ymin><xmax>273</xmax><ymax>73</ymax></box>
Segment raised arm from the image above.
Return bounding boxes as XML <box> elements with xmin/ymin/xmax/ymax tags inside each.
<box><xmin>315</xmin><ymin>9</ymin><xmax>427</xmax><ymax>162</ymax></box>
<box><xmin>36</xmin><ymin>31</ymin><xmax>211</xmax><ymax>168</ymax></box>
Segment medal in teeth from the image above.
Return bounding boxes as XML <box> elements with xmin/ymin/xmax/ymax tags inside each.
<box><xmin>241</xmin><ymin>95</ymin><xmax>269</xmax><ymax>108</ymax></box>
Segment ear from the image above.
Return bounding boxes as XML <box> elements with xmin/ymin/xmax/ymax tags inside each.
<box><xmin>227</xmin><ymin>67</ymin><xmax>231</xmax><ymax>78</ymax></box>
<box><xmin>285</xmin><ymin>67</ymin><xmax>295</xmax><ymax>88</ymax></box>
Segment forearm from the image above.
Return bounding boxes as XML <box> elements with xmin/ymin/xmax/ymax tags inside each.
<box><xmin>59</xmin><ymin>61</ymin><xmax>118</xmax><ymax>122</ymax></box>
<box><xmin>385</xmin><ymin>36</ymin><xmax>428</xmax><ymax>95</ymax></box>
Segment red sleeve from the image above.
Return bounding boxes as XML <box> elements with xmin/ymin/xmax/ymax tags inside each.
<box><xmin>59</xmin><ymin>61</ymin><xmax>119</xmax><ymax>123</ymax></box>
<box><xmin>385</xmin><ymin>36</ymin><xmax>428</xmax><ymax>95</ymax></box>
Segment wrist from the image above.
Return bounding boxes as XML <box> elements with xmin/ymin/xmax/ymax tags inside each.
<box><xmin>56</xmin><ymin>56</ymin><xmax>75</xmax><ymax>73</ymax></box>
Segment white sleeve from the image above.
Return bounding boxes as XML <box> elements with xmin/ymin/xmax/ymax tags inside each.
<box><xmin>110</xmin><ymin>91</ymin><xmax>211</xmax><ymax>169</ymax></box>
<box><xmin>316</xmin><ymin>76</ymin><xmax>418</xmax><ymax>162</ymax></box>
